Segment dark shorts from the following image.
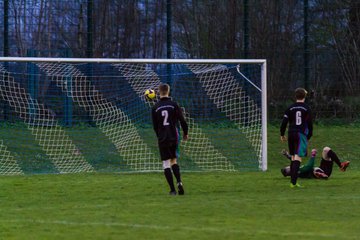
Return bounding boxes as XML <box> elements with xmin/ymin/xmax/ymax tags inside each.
<box><xmin>159</xmin><ymin>142</ymin><xmax>179</xmax><ymax>161</ymax></box>
<box><xmin>288</xmin><ymin>132</ymin><xmax>308</xmax><ymax>157</ymax></box>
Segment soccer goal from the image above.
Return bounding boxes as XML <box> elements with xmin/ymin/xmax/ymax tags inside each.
<box><xmin>0</xmin><ymin>57</ymin><xmax>267</xmax><ymax>175</ymax></box>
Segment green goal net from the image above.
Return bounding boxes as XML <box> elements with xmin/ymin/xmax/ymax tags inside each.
<box><xmin>0</xmin><ymin>58</ymin><xmax>267</xmax><ymax>175</ymax></box>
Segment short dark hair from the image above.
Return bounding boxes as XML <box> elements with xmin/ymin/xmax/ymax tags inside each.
<box><xmin>159</xmin><ymin>84</ymin><xmax>170</xmax><ymax>96</ymax></box>
<box><xmin>295</xmin><ymin>88</ymin><xmax>307</xmax><ymax>100</ymax></box>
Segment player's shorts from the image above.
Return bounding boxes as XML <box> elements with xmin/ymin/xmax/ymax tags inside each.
<box><xmin>159</xmin><ymin>142</ymin><xmax>178</xmax><ymax>161</ymax></box>
<box><xmin>288</xmin><ymin>132</ymin><xmax>308</xmax><ymax>157</ymax></box>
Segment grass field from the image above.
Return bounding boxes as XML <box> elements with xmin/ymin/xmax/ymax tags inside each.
<box><xmin>0</xmin><ymin>124</ymin><xmax>359</xmax><ymax>239</ymax></box>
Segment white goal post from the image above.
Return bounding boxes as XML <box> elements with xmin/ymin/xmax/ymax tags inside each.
<box><xmin>0</xmin><ymin>57</ymin><xmax>267</xmax><ymax>174</ymax></box>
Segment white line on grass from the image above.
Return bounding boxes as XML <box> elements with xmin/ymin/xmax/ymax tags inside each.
<box><xmin>9</xmin><ymin>195</ymin><xmax>360</xmax><ymax>213</ymax></box>
<box><xmin>1</xmin><ymin>219</ymin><xmax>357</xmax><ymax>239</ymax></box>
<box><xmin>274</xmin><ymin>195</ymin><xmax>360</xmax><ymax>201</ymax></box>
<box><xmin>11</xmin><ymin>204</ymin><xmax>110</xmax><ymax>211</ymax></box>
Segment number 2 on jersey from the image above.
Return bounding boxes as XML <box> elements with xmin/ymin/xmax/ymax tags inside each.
<box><xmin>162</xmin><ymin>110</ymin><xmax>170</xmax><ymax>126</ymax></box>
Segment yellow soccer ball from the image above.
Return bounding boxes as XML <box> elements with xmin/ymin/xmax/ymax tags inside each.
<box><xmin>144</xmin><ymin>89</ymin><xmax>156</xmax><ymax>100</ymax></box>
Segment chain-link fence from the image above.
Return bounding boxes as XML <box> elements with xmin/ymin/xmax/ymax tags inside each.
<box><xmin>1</xmin><ymin>0</ymin><xmax>359</xmax><ymax>121</ymax></box>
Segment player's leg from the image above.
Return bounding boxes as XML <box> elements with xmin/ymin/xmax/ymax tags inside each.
<box><xmin>298</xmin><ymin>149</ymin><xmax>317</xmax><ymax>178</ymax></box>
<box><xmin>323</xmin><ymin>147</ymin><xmax>341</xmax><ymax>167</ymax></box>
<box><xmin>170</xmin><ymin>158</ymin><xmax>182</xmax><ymax>184</ymax></box>
<box><xmin>170</xmin><ymin>158</ymin><xmax>184</xmax><ymax>195</ymax></box>
<box><xmin>163</xmin><ymin>160</ymin><xmax>176</xmax><ymax>195</ymax></box>
<box><xmin>281</xmin><ymin>150</ymin><xmax>313</xmax><ymax>179</ymax></box>
<box><xmin>313</xmin><ymin>167</ymin><xmax>328</xmax><ymax>179</ymax></box>
<box><xmin>325</xmin><ymin>147</ymin><xmax>350</xmax><ymax>172</ymax></box>
<box><xmin>306</xmin><ymin>149</ymin><xmax>328</xmax><ymax>179</ymax></box>
<box><xmin>319</xmin><ymin>147</ymin><xmax>335</xmax><ymax>176</ymax></box>
<box><xmin>160</xmin><ymin>145</ymin><xmax>176</xmax><ymax>195</ymax></box>
<box><xmin>340</xmin><ymin>160</ymin><xmax>350</xmax><ymax>171</ymax></box>
<box><xmin>281</xmin><ymin>166</ymin><xmax>291</xmax><ymax>177</ymax></box>
<box><xmin>291</xmin><ymin>156</ymin><xmax>301</xmax><ymax>186</ymax></box>
<box><xmin>290</xmin><ymin>132</ymin><xmax>309</xmax><ymax>187</ymax></box>
<box><xmin>280</xmin><ymin>149</ymin><xmax>291</xmax><ymax>177</ymax></box>
<box><xmin>170</xmin><ymin>143</ymin><xmax>184</xmax><ymax>195</ymax></box>
<box><xmin>288</xmin><ymin>133</ymin><xmax>302</xmax><ymax>187</ymax></box>
<box><xmin>300</xmin><ymin>149</ymin><xmax>317</xmax><ymax>173</ymax></box>
<box><xmin>281</xmin><ymin>149</ymin><xmax>292</xmax><ymax>160</ymax></box>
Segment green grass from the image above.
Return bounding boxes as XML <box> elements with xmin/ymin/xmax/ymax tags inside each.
<box><xmin>0</xmin><ymin>124</ymin><xmax>359</xmax><ymax>239</ymax></box>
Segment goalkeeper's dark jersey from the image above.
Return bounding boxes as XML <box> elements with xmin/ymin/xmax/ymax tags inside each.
<box><xmin>280</xmin><ymin>102</ymin><xmax>313</xmax><ymax>139</ymax></box>
<box><xmin>152</xmin><ymin>97</ymin><xmax>188</xmax><ymax>147</ymax></box>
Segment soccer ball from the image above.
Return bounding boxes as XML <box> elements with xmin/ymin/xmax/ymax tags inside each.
<box><xmin>144</xmin><ymin>89</ymin><xmax>156</xmax><ymax>100</ymax></box>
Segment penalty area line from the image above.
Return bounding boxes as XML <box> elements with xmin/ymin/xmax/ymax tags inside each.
<box><xmin>0</xmin><ymin>219</ymin><xmax>353</xmax><ymax>239</ymax></box>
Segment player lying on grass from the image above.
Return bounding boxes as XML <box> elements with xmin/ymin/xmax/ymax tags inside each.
<box><xmin>281</xmin><ymin>147</ymin><xmax>350</xmax><ymax>179</ymax></box>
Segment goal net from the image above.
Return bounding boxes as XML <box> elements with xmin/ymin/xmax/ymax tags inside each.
<box><xmin>0</xmin><ymin>58</ymin><xmax>267</xmax><ymax>175</ymax></box>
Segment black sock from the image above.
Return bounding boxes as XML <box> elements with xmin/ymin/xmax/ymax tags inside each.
<box><xmin>290</xmin><ymin>160</ymin><xmax>300</xmax><ymax>185</ymax></box>
<box><xmin>171</xmin><ymin>164</ymin><xmax>182</xmax><ymax>183</ymax></box>
<box><xmin>164</xmin><ymin>168</ymin><xmax>175</xmax><ymax>192</ymax></box>
<box><xmin>327</xmin><ymin>150</ymin><xmax>342</xmax><ymax>168</ymax></box>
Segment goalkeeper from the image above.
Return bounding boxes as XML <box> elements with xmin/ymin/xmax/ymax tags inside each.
<box><xmin>281</xmin><ymin>147</ymin><xmax>350</xmax><ymax>179</ymax></box>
